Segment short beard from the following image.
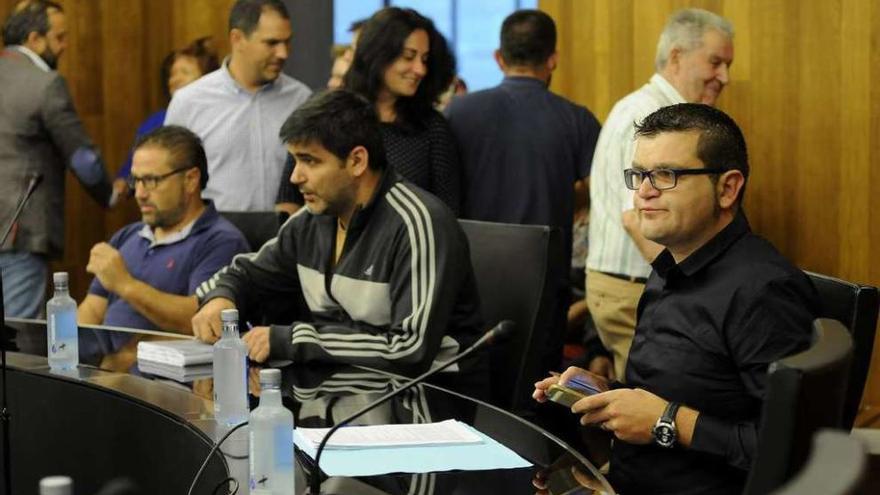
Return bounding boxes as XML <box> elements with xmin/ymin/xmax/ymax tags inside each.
<box><xmin>40</xmin><ymin>48</ymin><xmax>58</xmax><ymax>70</ymax></box>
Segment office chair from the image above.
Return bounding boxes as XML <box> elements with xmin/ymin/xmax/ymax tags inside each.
<box><xmin>769</xmin><ymin>429</ymin><xmax>867</xmax><ymax>495</ymax></box>
<box><xmin>218</xmin><ymin>211</ymin><xmax>283</xmax><ymax>251</ymax></box>
<box><xmin>804</xmin><ymin>271</ymin><xmax>879</xmax><ymax>428</ymax></box>
<box><xmin>458</xmin><ymin>219</ymin><xmax>565</xmax><ymax>414</ymax></box>
<box><xmin>743</xmin><ymin>318</ymin><xmax>854</xmax><ymax>495</ymax></box>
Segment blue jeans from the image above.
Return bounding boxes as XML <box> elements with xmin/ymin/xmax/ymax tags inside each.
<box><xmin>0</xmin><ymin>251</ymin><xmax>47</xmax><ymax>318</ymax></box>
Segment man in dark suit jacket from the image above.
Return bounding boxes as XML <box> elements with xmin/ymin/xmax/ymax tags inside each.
<box><xmin>0</xmin><ymin>0</ymin><xmax>112</xmax><ymax>317</ymax></box>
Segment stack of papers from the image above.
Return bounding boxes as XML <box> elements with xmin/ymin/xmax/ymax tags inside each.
<box><xmin>137</xmin><ymin>340</ymin><xmax>213</xmax><ymax>382</ymax></box>
<box><xmin>294</xmin><ymin>419</ymin><xmax>531</xmax><ymax>476</ymax></box>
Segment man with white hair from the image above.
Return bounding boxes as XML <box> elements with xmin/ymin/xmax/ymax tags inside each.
<box><xmin>585</xmin><ymin>8</ymin><xmax>734</xmax><ymax>381</ymax></box>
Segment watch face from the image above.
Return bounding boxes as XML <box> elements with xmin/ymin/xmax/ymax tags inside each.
<box><xmin>654</xmin><ymin>423</ymin><xmax>676</xmax><ymax>448</ymax></box>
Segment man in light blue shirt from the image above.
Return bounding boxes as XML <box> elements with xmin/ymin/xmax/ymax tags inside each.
<box><xmin>165</xmin><ymin>0</ymin><xmax>311</xmax><ymax>213</ymax></box>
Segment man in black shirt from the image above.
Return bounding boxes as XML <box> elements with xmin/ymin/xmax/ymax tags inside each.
<box><xmin>534</xmin><ymin>103</ymin><xmax>817</xmax><ymax>495</ymax></box>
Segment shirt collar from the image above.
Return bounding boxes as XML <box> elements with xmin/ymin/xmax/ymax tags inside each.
<box><xmin>9</xmin><ymin>45</ymin><xmax>51</xmax><ymax>72</ymax></box>
<box><xmin>501</xmin><ymin>76</ymin><xmax>548</xmax><ymax>89</ymax></box>
<box><xmin>137</xmin><ymin>200</ymin><xmax>219</xmax><ymax>247</ymax></box>
<box><xmin>652</xmin><ymin>211</ymin><xmax>752</xmax><ymax>279</ymax></box>
<box><xmin>650</xmin><ymin>73</ymin><xmax>687</xmax><ymax>105</ymax></box>
<box><xmin>219</xmin><ymin>56</ymin><xmax>279</xmax><ymax>94</ymax></box>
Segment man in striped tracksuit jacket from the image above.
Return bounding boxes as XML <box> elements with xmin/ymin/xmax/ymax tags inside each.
<box><xmin>191</xmin><ymin>90</ymin><xmax>483</xmax><ymax>374</ymax></box>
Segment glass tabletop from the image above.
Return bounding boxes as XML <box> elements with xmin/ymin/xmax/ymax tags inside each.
<box><xmin>3</xmin><ymin>318</ymin><xmax>615</xmax><ymax>494</ymax></box>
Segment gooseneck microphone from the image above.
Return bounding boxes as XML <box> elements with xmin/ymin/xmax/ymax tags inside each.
<box><xmin>0</xmin><ymin>171</ymin><xmax>43</xmax><ymax>495</ymax></box>
<box><xmin>307</xmin><ymin>320</ymin><xmax>515</xmax><ymax>495</ymax></box>
<box><xmin>0</xmin><ymin>173</ymin><xmax>43</xmax><ymax>247</ymax></box>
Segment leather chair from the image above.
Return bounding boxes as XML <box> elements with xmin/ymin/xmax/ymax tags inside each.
<box><xmin>458</xmin><ymin>219</ymin><xmax>565</xmax><ymax>414</ymax></box>
<box><xmin>218</xmin><ymin>211</ymin><xmax>283</xmax><ymax>251</ymax></box>
<box><xmin>743</xmin><ymin>318</ymin><xmax>854</xmax><ymax>495</ymax></box>
<box><xmin>805</xmin><ymin>271</ymin><xmax>879</xmax><ymax>428</ymax></box>
<box><xmin>769</xmin><ymin>429</ymin><xmax>867</xmax><ymax>495</ymax></box>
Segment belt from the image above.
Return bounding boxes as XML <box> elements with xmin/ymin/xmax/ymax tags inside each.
<box><xmin>598</xmin><ymin>271</ymin><xmax>648</xmax><ymax>284</ymax></box>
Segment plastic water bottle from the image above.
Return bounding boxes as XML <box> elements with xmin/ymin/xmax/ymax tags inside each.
<box><xmin>249</xmin><ymin>368</ymin><xmax>295</xmax><ymax>494</ymax></box>
<box><xmin>46</xmin><ymin>272</ymin><xmax>78</xmax><ymax>371</ymax></box>
<box><xmin>213</xmin><ymin>308</ymin><xmax>248</xmax><ymax>425</ymax></box>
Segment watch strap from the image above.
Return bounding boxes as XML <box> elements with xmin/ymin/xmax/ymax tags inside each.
<box><xmin>662</xmin><ymin>401</ymin><xmax>681</xmax><ymax>423</ymax></box>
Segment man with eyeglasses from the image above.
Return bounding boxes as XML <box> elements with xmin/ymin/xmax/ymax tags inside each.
<box><xmin>77</xmin><ymin>126</ymin><xmax>249</xmax><ymax>371</ymax></box>
<box><xmin>535</xmin><ymin>104</ymin><xmax>817</xmax><ymax>495</ymax></box>
<box><xmin>585</xmin><ymin>9</ymin><xmax>736</xmax><ymax>381</ymax></box>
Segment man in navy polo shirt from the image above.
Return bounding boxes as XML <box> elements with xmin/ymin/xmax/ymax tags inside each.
<box><xmin>77</xmin><ymin>126</ymin><xmax>249</xmax><ymax>370</ymax></box>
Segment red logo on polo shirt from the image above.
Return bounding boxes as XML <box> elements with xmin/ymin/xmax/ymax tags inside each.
<box><xmin>166</xmin><ymin>258</ymin><xmax>175</xmax><ymax>270</ymax></box>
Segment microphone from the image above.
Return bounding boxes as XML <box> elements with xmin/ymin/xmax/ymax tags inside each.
<box><xmin>0</xmin><ymin>172</ymin><xmax>43</xmax><ymax>247</ymax></box>
<box><xmin>0</xmin><ymin>171</ymin><xmax>42</xmax><ymax>495</ymax></box>
<box><xmin>307</xmin><ymin>320</ymin><xmax>515</xmax><ymax>495</ymax></box>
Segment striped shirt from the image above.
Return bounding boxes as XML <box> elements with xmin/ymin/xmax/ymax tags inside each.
<box><xmin>587</xmin><ymin>74</ymin><xmax>685</xmax><ymax>278</ymax></box>
<box><xmin>164</xmin><ymin>61</ymin><xmax>311</xmax><ymax>212</ymax></box>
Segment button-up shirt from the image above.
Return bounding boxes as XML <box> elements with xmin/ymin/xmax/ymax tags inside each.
<box><xmin>165</xmin><ymin>61</ymin><xmax>311</xmax><ymax>212</ymax></box>
<box><xmin>609</xmin><ymin>212</ymin><xmax>818</xmax><ymax>495</ymax></box>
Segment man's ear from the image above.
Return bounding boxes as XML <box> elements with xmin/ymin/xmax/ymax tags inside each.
<box><xmin>546</xmin><ymin>51</ymin><xmax>558</xmax><ymax>72</ymax></box>
<box><xmin>717</xmin><ymin>170</ymin><xmax>745</xmax><ymax>210</ymax></box>
<box><xmin>185</xmin><ymin>167</ymin><xmax>202</xmax><ymax>195</ymax></box>
<box><xmin>493</xmin><ymin>49</ymin><xmax>506</xmax><ymax>72</ymax></box>
<box><xmin>347</xmin><ymin>146</ymin><xmax>370</xmax><ymax>176</ymax></box>
<box><xmin>24</xmin><ymin>31</ymin><xmax>45</xmax><ymax>53</ymax></box>
<box><xmin>229</xmin><ymin>28</ymin><xmax>245</xmax><ymax>49</ymax></box>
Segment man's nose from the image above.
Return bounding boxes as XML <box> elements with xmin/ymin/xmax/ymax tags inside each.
<box><xmin>717</xmin><ymin>63</ymin><xmax>730</xmax><ymax>85</ymax></box>
<box><xmin>290</xmin><ymin>162</ymin><xmax>304</xmax><ymax>184</ymax></box>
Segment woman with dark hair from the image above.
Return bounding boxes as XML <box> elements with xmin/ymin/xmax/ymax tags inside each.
<box><xmin>344</xmin><ymin>7</ymin><xmax>461</xmax><ymax>213</ymax></box>
<box><xmin>113</xmin><ymin>37</ymin><xmax>219</xmax><ymax>197</ymax></box>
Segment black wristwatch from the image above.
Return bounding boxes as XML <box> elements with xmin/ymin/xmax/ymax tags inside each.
<box><xmin>652</xmin><ymin>401</ymin><xmax>680</xmax><ymax>448</ymax></box>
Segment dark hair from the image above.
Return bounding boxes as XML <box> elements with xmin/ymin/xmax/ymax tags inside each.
<box><xmin>159</xmin><ymin>37</ymin><xmax>220</xmax><ymax>102</ymax></box>
<box><xmin>500</xmin><ymin>9</ymin><xmax>556</xmax><ymax>67</ymax></box>
<box><xmin>635</xmin><ymin>103</ymin><xmax>749</xmax><ymax>204</ymax></box>
<box><xmin>228</xmin><ymin>0</ymin><xmax>289</xmax><ymax>36</ymax></box>
<box><xmin>343</xmin><ymin>7</ymin><xmax>455</xmax><ymax>129</ymax></box>
<box><xmin>279</xmin><ymin>90</ymin><xmax>387</xmax><ymax>171</ymax></box>
<box><xmin>2</xmin><ymin>0</ymin><xmax>62</xmax><ymax>46</ymax></box>
<box><xmin>348</xmin><ymin>18</ymin><xmax>366</xmax><ymax>34</ymax></box>
<box><xmin>134</xmin><ymin>126</ymin><xmax>210</xmax><ymax>190</ymax></box>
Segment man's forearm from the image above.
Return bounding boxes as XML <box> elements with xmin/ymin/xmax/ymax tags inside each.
<box><xmin>117</xmin><ymin>279</ymin><xmax>198</xmax><ymax>334</ymax></box>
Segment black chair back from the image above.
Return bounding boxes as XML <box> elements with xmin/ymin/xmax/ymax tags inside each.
<box><xmin>769</xmin><ymin>429</ymin><xmax>867</xmax><ymax>495</ymax></box>
<box><xmin>458</xmin><ymin>219</ymin><xmax>565</xmax><ymax>413</ymax></box>
<box><xmin>805</xmin><ymin>271</ymin><xmax>879</xmax><ymax>428</ymax></box>
<box><xmin>219</xmin><ymin>211</ymin><xmax>283</xmax><ymax>251</ymax></box>
<box><xmin>743</xmin><ymin>318</ymin><xmax>854</xmax><ymax>495</ymax></box>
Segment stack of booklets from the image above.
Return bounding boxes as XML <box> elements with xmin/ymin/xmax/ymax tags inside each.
<box><xmin>137</xmin><ymin>339</ymin><xmax>213</xmax><ymax>382</ymax></box>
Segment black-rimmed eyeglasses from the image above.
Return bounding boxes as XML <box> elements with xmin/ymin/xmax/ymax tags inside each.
<box><xmin>127</xmin><ymin>166</ymin><xmax>195</xmax><ymax>191</ymax></box>
<box><xmin>623</xmin><ymin>167</ymin><xmax>727</xmax><ymax>191</ymax></box>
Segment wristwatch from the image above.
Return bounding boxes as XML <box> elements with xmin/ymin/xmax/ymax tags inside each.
<box><xmin>652</xmin><ymin>401</ymin><xmax>680</xmax><ymax>448</ymax></box>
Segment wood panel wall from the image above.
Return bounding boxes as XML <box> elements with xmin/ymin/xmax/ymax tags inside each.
<box><xmin>541</xmin><ymin>0</ymin><xmax>880</xmax><ymax>425</ymax></box>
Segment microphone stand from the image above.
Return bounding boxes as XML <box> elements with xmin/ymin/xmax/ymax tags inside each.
<box><xmin>0</xmin><ymin>173</ymin><xmax>43</xmax><ymax>495</ymax></box>
<box><xmin>307</xmin><ymin>320</ymin><xmax>515</xmax><ymax>495</ymax></box>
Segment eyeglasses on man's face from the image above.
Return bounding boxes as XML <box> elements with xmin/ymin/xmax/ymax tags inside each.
<box><xmin>127</xmin><ymin>166</ymin><xmax>195</xmax><ymax>191</ymax></box>
<box><xmin>623</xmin><ymin>167</ymin><xmax>727</xmax><ymax>191</ymax></box>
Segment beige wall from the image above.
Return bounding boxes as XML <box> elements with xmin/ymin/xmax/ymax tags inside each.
<box><xmin>541</xmin><ymin>0</ymin><xmax>880</xmax><ymax>425</ymax></box>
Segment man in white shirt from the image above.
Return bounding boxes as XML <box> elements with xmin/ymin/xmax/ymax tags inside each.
<box><xmin>586</xmin><ymin>8</ymin><xmax>734</xmax><ymax>380</ymax></box>
<box><xmin>164</xmin><ymin>0</ymin><xmax>311</xmax><ymax>213</ymax></box>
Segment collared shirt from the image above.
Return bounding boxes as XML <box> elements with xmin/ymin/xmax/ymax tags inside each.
<box><xmin>9</xmin><ymin>45</ymin><xmax>50</xmax><ymax>72</ymax></box>
<box><xmin>609</xmin><ymin>213</ymin><xmax>818</xmax><ymax>495</ymax></box>
<box><xmin>446</xmin><ymin>76</ymin><xmax>601</xmax><ymax>258</ymax></box>
<box><xmin>587</xmin><ymin>74</ymin><xmax>685</xmax><ymax>278</ymax></box>
<box><xmin>81</xmin><ymin>201</ymin><xmax>249</xmax><ymax>356</ymax></box>
<box><xmin>164</xmin><ymin>61</ymin><xmax>311</xmax><ymax>212</ymax></box>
